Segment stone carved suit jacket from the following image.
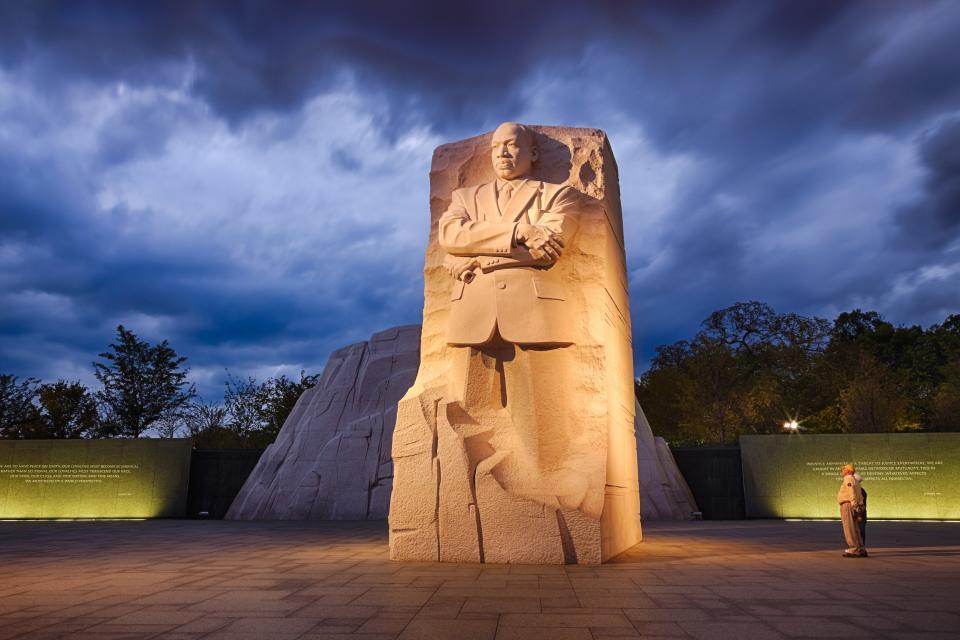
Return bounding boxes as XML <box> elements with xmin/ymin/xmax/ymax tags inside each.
<box><xmin>438</xmin><ymin>179</ymin><xmax>580</xmax><ymax>346</ymax></box>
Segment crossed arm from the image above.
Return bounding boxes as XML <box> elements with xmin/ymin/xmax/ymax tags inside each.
<box><xmin>438</xmin><ymin>185</ymin><xmax>579</xmax><ymax>277</ymax></box>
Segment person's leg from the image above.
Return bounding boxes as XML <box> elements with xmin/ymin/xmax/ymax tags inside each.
<box><xmin>840</xmin><ymin>502</ymin><xmax>865</xmax><ymax>556</ymax></box>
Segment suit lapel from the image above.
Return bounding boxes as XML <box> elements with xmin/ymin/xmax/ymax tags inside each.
<box><xmin>477</xmin><ymin>182</ymin><xmax>499</xmax><ymax>222</ymax></box>
<box><xmin>505</xmin><ymin>180</ymin><xmax>540</xmax><ymax>223</ymax></box>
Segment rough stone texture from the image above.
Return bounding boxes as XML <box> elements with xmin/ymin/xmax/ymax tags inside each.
<box><xmin>225</xmin><ymin>320</ymin><xmax>695</xmax><ymax>525</ymax></box>
<box><xmin>635</xmin><ymin>401</ymin><xmax>699</xmax><ymax>520</ymax></box>
<box><xmin>225</xmin><ymin>325</ymin><xmax>420</xmax><ymax>521</ymax></box>
<box><xmin>389</xmin><ymin>126</ymin><xmax>642</xmax><ymax>564</ymax></box>
<box><xmin>227</xmin><ymin>325</ymin><xmax>697</xmax><ymax>524</ymax></box>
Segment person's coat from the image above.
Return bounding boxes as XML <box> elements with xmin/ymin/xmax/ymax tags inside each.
<box><xmin>837</xmin><ymin>474</ymin><xmax>864</xmax><ymax>506</ymax></box>
<box><xmin>438</xmin><ymin>179</ymin><xmax>580</xmax><ymax>346</ymax></box>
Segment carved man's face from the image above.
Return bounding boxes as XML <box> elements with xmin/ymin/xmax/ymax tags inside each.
<box><xmin>491</xmin><ymin>123</ymin><xmax>538</xmax><ymax>180</ymax></box>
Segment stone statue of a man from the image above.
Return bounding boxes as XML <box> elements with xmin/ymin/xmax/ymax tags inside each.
<box><xmin>389</xmin><ymin>122</ymin><xmax>642</xmax><ymax>564</ymax></box>
<box><xmin>431</xmin><ymin>122</ymin><xmax>600</xmax><ymax>562</ymax></box>
<box><xmin>439</xmin><ymin>122</ymin><xmax>580</xmax><ymax>345</ymax></box>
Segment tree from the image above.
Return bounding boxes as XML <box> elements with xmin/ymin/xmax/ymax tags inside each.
<box><xmin>222</xmin><ymin>371</ymin><xmax>319</xmax><ymax>445</ymax></box>
<box><xmin>224</xmin><ymin>374</ymin><xmax>264</xmax><ymax>435</ymax></box>
<box><xmin>826</xmin><ymin>309</ymin><xmax>943</xmax><ymax>427</ymax></box>
<box><xmin>183</xmin><ymin>400</ymin><xmax>228</xmax><ymax>437</ymax></box>
<box><xmin>93</xmin><ymin>325</ymin><xmax>195</xmax><ymax>438</ymax></box>
<box><xmin>638</xmin><ymin>302</ymin><xmax>831</xmax><ymax>445</ymax></box>
<box><xmin>0</xmin><ymin>374</ymin><xmax>40</xmax><ymax>438</ymax></box>
<box><xmin>183</xmin><ymin>399</ymin><xmax>240</xmax><ymax>448</ymax></box>
<box><xmin>154</xmin><ymin>414</ymin><xmax>186</xmax><ymax>438</ymax></box>
<box><xmin>830</xmin><ymin>309</ymin><xmax>892</xmax><ymax>343</ymax></box>
<box><xmin>36</xmin><ymin>381</ymin><xmax>99</xmax><ymax>438</ymax></box>
<box><xmin>929</xmin><ymin>356</ymin><xmax>960</xmax><ymax>431</ymax></box>
<box><xmin>638</xmin><ymin>304</ymin><xmax>960</xmax><ymax>444</ymax></box>
<box><xmin>258</xmin><ymin>372</ymin><xmax>319</xmax><ymax>438</ymax></box>
<box><xmin>839</xmin><ymin>353</ymin><xmax>907</xmax><ymax>433</ymax></box>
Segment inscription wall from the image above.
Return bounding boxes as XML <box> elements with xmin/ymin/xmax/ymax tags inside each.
<box><xmin>740</xmin><ymin>433</ymin><xmax>960</xmax><ymax>519</ymax></box>
<box><xmin>0</xmin><ymin>439</ymin><xmax>192</xmax><ymax>518</ymax></box>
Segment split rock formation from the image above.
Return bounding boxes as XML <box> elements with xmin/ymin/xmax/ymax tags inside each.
<box><xmin>226</xmin><ymin>324</ymin><xmax>697</xmax><ymax>525</ymax></box>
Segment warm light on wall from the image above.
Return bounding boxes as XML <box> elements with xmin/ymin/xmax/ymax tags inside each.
<box><xmin>0</xmin><ymin>439</ymin><xmax>192</xmax><ymax>519</ymax></box>
<box><xmin>741</xmin><ymin>433</ymin><xmax>960</xmax><ymax>520</ymax></box>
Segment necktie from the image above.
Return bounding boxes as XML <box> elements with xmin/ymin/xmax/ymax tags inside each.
<box><xmin>497</xmin><ymin>182</ymin><xmax>513</xmax><ymax>215</ymax></box>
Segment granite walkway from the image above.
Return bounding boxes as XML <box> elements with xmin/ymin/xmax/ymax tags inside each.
<box><xmin>0</xmin><ymin>519</ymin><xmax>958</xmax><ymax>639</ymax></box>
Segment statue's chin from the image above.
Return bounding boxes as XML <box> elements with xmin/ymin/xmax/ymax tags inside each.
<box><xmin>495</xmin><ymin>168</ymin><xmax>528</xmax><ymax>180</ymax></box>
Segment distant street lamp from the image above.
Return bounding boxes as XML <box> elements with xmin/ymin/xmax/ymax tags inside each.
<box><xmin>782</xmin><ymin>419</ymin><xmax>800</xmax><ymax>432</ymax></box>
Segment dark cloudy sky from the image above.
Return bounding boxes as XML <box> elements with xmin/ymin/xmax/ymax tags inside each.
<box><xmin>1</xmin><ymin>0</ymin><xmax>958</xmax><ymax>399</ymax></box>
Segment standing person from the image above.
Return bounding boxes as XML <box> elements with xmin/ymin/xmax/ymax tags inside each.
<box><xmin>837</xmin><ymin>464</ymin><xmax>868</xmax><ymax>557</ymax></box>
<box><xmin>854</xmin><ymin>472</ymin><xmax>868</xmax><ymax>544</ymax></box>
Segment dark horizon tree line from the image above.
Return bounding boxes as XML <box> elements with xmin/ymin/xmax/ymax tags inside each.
<box><xmin>638</xmin><ymin>302</ymin><xmax>960</xmax><ymax>446</ymax></box>
<box><xmin>0</xmin><ymin>325</ymin><xmax>318</xmax><ymax>448</ymax></box>
<box><xmin>4</xmin><ymin>303</ymin><xmax>959</xmax><ymax>449</ymax></box>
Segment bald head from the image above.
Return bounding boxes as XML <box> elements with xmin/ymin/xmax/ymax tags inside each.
<box><xmin>491</xmin><ymin>122</ymin><xmax>538</xmax><ymax>180</ymax></box>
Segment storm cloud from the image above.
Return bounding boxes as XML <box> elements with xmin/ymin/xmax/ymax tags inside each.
<box><xmin>1</xmin><ymin>1</ymin><xmax>957</xmax><ymax>397</ymax></box>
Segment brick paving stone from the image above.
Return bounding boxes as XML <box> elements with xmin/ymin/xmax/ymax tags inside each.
<box><xmin>456</xmin><ymin>611</ymin><xmax>499</xmax><ymax>621</ymax></box>
<box><xmin>460</xmin><ymin>597</ymin><xmax>539</xmax><ymax>613</ymax></box>
<box><xmin>128</xmin><ymin>590</ymin><xmax>222</xmax><ymax>606</ymax></box>
<box><xmin>629</xmin><ymin>620</ymin><xmax>692</xmax><ymax>636</ymax></box>
<box><xmin>351</xmin><ymin>588</ymin><xmax>437</xmax><ymax>608</ymax></box>
<box><xmin>187</xmin><ymin>598</ymin><xmax>303</xmax><ymax>614</ymax></box>
<box><xmin>289</xmin><ymin>603</ymin><xmax>379</xmax><ymax>619</ymax></box>
<box><xmin>499</xmin><ymin>612</ymin><xmax>633</xmax><ymax>628</ymax></box>
<box><xmin>495</xmin><ymin>628</ymin><xmax>591</xmax><ymax>640</ymax></box>
<box><xmin>415</xmin><ymin>603</ymin><xmax>465</xmax><ymax>619</ymax></box>
<box><xmin>678</xmin><ymin>620</ymin><xmax>786</xmax><ymax>639</ymax></box>
<box><xmin>0</xmin><ymin>519</ymin><xmax>957</xmax><ymax>639</ymax></box>
<box><xmin>590</xmin><ymin>626</ymin><xmax>642</xmax><ymax>638</ymax></box>
<box><xmin>576</xmin><ymin>594</ymin><xmax>657</xmax><ymax>608</ymax></box>
<box><xmin>301</xmin><ymin>635</ymin><xmax>395</xmax><ymax>640</ymax></box>
<box><xmin>878</xmin><ymin>611</ymin><xmax>960</xmax><ymax>632</ymax></box>
<box><xmin>83</xmin><ymin>622</ymin><xmax>180</xmax><ymax>635</ymax></box>
<box><xmin>202</xmin><ymin>632</ymin><xmax>305</xmax><ymax>640</ymax></box>
<box><xmin>315</xmin><ymin>617</ymin><xmax>368</xmax><ymax>629</ymax></box>
<box><xmin>355</xmin><ymin>617</ymin><xmax>415</xmax><ymax>634</ymax></box>
<box><xmin>540</xmin><ymin>596</ymin><xmax>582</xmax><ymax>609</ymax></box>
<box><xmin>51</xmin><ymin>633</ymin><xmax>157</xmax><ymax>640</ymax></box>
<box><xmin>398</xmin><ymin>619</ymin><xmax>497</xmax><ymax>640</ymax></box>
<box><xmin>624</xmin><ymin>608</ymin><xmax>712</xmax><ymax>622</ymax></box>
<box><xmin>173</xmin><ymin>616</ymin><xmax>234</xmax><ymax>632</ymax></box>
<box><xmin>107</xmin><ymin>609</ymin><xmax>206</xmax><ymax>625</ymax></box>
<box><xmin>766</xmin><ymin>617</ymin><xmax>875</xmax><ymax>637</ymax></box>
<box><xmin>220</xmin><ymin>617</ymin><xmax>321</xmax><ymax>633</ymax></box>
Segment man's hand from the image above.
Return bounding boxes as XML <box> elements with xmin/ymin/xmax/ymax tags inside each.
<box><xmin>516</xmin><ymin>224</ymin><xmax>564</xmax><ymax>261</ymax></box>
<box><xmin>443</xmin><ymin>255</ymin><xmax>480</xmax><ymax>282</ymax></box>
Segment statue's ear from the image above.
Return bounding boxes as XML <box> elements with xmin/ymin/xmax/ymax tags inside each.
<box><xmin>531</xmin><ymin>145</ymin><xmax>539</xmax><ymax>163</ymax></box>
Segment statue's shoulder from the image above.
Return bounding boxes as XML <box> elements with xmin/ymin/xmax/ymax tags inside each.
<box><xmin>538</xmin><ymin>181</ymin><xmax>569</xmax><ymax>196</ymax></box>
<box><xmin>538</xmin><ymin>181</ymin><xmax>578</xmax><ymax>207</ymax></box>
<box><xmin>450</xmin><ymin>183</ymin><xmax>484</xmax><ymax>202</ymax></box>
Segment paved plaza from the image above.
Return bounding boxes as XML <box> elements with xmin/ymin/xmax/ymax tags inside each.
<box><xmin>1</xmin><ymin>519</ymin><xmax>958</xmax><ymax>639</ymax></box>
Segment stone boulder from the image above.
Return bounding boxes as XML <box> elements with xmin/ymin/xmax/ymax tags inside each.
<box><xmin>225</xmin><ymin>325</ymin><xmax>420</xmax><ymax>520</ymax></box>
<box><xmin>635</xmin><ymin>401</ymin><xmax>699</xmax><ymax>520</ymax></box>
